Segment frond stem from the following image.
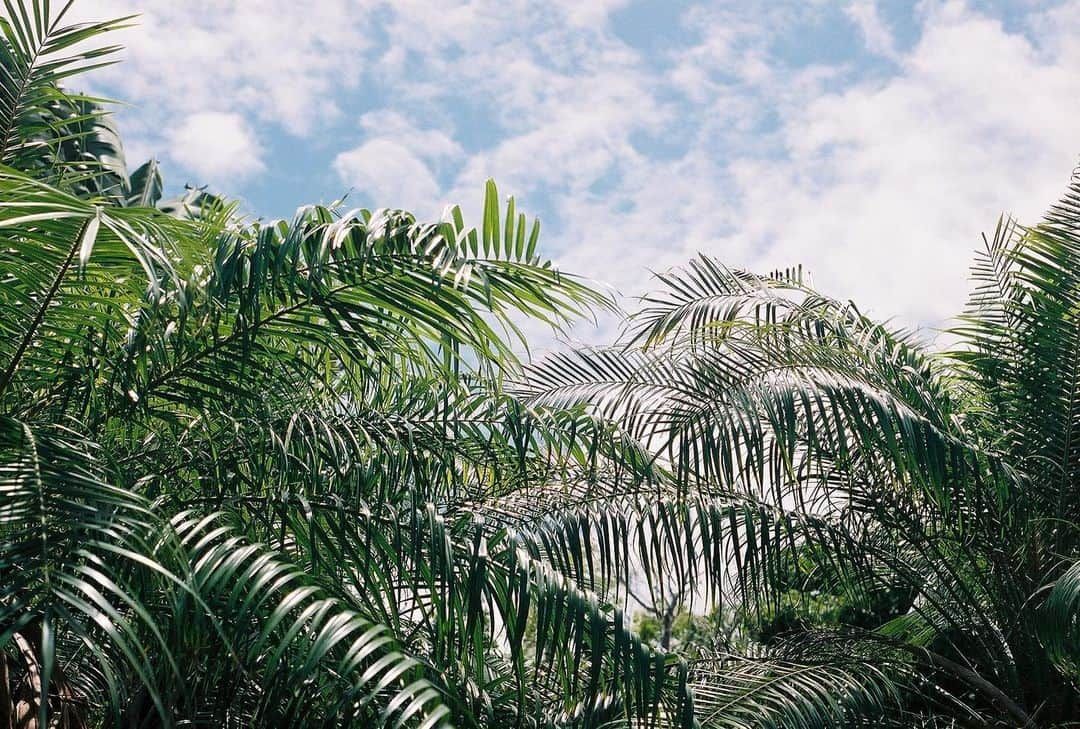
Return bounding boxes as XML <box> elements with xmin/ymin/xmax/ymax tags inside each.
<box><xmin>0</xmin><ymin>216</ymin><xmax>90</xmax><ymax>398</ymax></box>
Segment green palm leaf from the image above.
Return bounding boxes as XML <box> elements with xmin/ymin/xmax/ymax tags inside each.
<box><xmin>0</xmin><ymin>0</ymin><xmax>131</xmax><ymax>173</ymax></box>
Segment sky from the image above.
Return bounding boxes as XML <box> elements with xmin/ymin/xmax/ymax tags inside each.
<box><xmin>72</xmin><ymin>0</ymin><xmax>1080</xmax><ymax>348</ymax></box>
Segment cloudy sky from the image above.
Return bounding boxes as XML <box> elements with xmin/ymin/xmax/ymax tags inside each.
<box><xmin>74</xmin><ymin>0</ymin><xmax>1080</xmax><ymax>346</ymax></box>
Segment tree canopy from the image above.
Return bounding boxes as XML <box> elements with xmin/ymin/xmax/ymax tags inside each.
<box><xmin>3</xmin><ymin>1</ymin><xmax>1080</xmax><ymax>728</ymax></box>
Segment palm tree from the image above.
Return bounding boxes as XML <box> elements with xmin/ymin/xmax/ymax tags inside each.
<box><xmin>0</xmin><ymin>2</ymin><xmax>698</xmax><ymax>726</ymax></box>
<box><xmin>519</xmin><ymin>175</ymin><xmax>1080</xmax><ymax>725</ymax></box>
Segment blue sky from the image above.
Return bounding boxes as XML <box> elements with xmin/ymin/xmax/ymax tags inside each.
<box><xmin>75</xmin><ymin>0</ymin><xmax>1080</xmax><ymax>346</ymax></box>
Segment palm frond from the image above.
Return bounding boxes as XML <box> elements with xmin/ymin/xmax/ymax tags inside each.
<box><xmin>99</xmin><ymin>184</ymin><xmax>605</xmax><ymax>426</ymax></box>
<box><xmin>1041</xmin><ymin>559</ymin><xmax>1080</xmax><ymax>686</ymax></box>
<box><xmin>951</xmin><ymin>170</ymin><xmax>1080</xmax><ymax>547</ymax></box>
<box><xmin>689</xmin><ymin>651</ymin><xmax>902</xmax><ymax>729</ymax></box>
<box><xmin>0</xmin><ymin>1</ymin><xmax>131</xmax><ymax>173</ymax></box>
<box><xmin>0</xmin><ymin>169</ymin><xmax>183</xmax><ymax>409</ymax></box>
<box><xmin>145</xmin><ymin>510</ymin><xmax>452</xmax><ymax>727</ymax></box>
<box><xmin>0</xmin><ymin>415</ymin><xmax>174</xmax><ymax>727</ymax></box>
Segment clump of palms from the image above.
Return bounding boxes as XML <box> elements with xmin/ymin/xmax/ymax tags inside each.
<box><xmin>9</xmin><ymin>1</ymin><xmax>1080</xmax><ymax>728</ymax></box>
<box><xmin>0</xmin><ymin>2</ymin><xmax>698</xmax><ymax>726</ymax></box>
<box><xmin>519</xmin><ymin>176</ymin><xmax>1080</xmax><ymax>725</ymax></box>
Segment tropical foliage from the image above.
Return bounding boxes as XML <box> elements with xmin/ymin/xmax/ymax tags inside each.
<box><xmin>518</xmin><ymin>197</ymin><xmax>1080</xmax><ymax>724</ymax></box>
<box><xmin>6</xmin><ymin>1</ymin><xmax>1080</xmax><ymax>728</ymax></box>
<box><xmin>0</xmin><ymin>2</ymin><xmax>697</xmax><ymax>727</ymax></box>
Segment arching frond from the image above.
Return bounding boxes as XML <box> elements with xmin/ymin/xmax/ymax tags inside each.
<box><xmin>1041</xmin><ymin>559</ymin><xmax>1080</xmax><ymax>686</ymax></box>
<box><xmin>0</xmin><ymin>169</ymin><xmax>184</xmax><ymax>411</ymax></box>
<box><xmin>143</xmin><ymin>510</ymin><xmax>452</xmax><ymax>728</ymax></box>
<box><xmin>951</xmin><ymin>170</ymin><xmax>1080</xmax><ymax>544</ymax></box>
<box><xmin>0</xmin><ymin>415</ymin><xmax>174</xmax><ymax>727</ymax></box>
<box><xmin>0</xmin><ymin>0</ymin><xmax>131</xmax><ymax>174</ymax></box>
<box><xmin>689</xmin><ymin>652</ymin><xmax>903</xmax><ymax>729</ymax></box>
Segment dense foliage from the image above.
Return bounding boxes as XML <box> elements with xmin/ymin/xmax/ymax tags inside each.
<box><xmin>5</xmin><ymin>1</ymin><xmax>1080</xmax><ymax>727</ymax></box>
<box><xmin>0</xmin><ymin>3</ymin><xmax>693</xmax><ymax>727</ymax></box>
<box><xmin>519</xmin><ymin>205</ymin><xmax>1080</xmax><ymax>723</ymax></box>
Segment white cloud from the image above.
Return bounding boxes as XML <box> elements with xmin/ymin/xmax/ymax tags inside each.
<box><xmin>357</xmin><ymin>112</ymin><xmax>463</xmax><ymax>162</ymax></box>
<box><xmin>69</xmin><ymin>0</ymin><xmax>380</xmax><ymax>186</ymax></box>
<box><xmin>71</xmin><ymin>0</ymin><xmax>637</xmax><ymax>197</ymax></box>
<box><xmin>549</xmin><ymin>0</ymin><xmax>630</xmax><ymax>27</ymax></box>
<box><xmin>333</xmin><ymin>139</ymin><xmax>444</xmax><ymax>215</ymax></box>
<box><xmin>1028</xmin><ymin>0</ymin><xmax>1080</xmax><ymax>65</ymax></box>
<box><xmin>447</xmin><ymin>65</ymin><xmax>665</xmax><ymax>202</ymax></box>
<box><xmin>333</xmin><ymin>112</ymin><xmax>465</xmax><ymax>213</ymax></box>
<box><xmin>75</xmin><ymin>0</ymin><xmax>374</xmax><ymax>136</ymax></box>
<box><xmin>69</xmin><ymin>0</ymin><xmax>1080</xmax><ymax>347</ymax></box>
<box><xmin>846</xmin><ymin>1</ymin><xmax>900</xmax><ymax>60</ymax></box>
<box><xmin>166</xmin><ymin>112</ymin><xmax>265</xmax><ymax>184</ymax></box>
<box><xmin>499</xmin><ymin>0</ymin><xmax>1080</xmax><ymax>343</ymax></box>
<box><xmin>724</xmin><ymin>1</ymin><xmax>1080</xmax><ymax>328</ymax></box>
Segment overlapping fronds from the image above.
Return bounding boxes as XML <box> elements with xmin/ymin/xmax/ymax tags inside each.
<box><xmin>0</xmin><ymin>170</ymin><xmax>184</xmax><ymax>412</ymax></box>
<box><xmin>141</xmin><ymin>510</ymin><xmax>451</xmax><ymax>727</ymax></box>
<box><xmin>9</xmin><ymin>1</ymin><xmax>1080</xmax><ymax>726</ymax></box>
<box><xmin>0</xmin><ymin>30</ymin><xmax>682</xmax><ymax>717</ymax></box>
<box><xmin>0</xmin><ymin>415</ymin><xmax>171</xmax><ymax>727</ymax></box>
<box><xmin>689</xmin><ymin>653</ymin><xmax>901</xmax><ymax>729</ymax></box>
<box><xmin>515</xmin><ymin>173</ymin><xmax>1080</xmax><ymax>724</ymax></box>
<box><xmin>0</xmin><ymin>0</ymin><xmax>130</xmax><ymax>180</ymax></box>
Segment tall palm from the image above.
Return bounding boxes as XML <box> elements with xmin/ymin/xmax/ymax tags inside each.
<box><xmin>0</xmin><ymin>2</ymin><xmax>699</xmax><ymax>726</ymax></box>
<box><xmin>519</xmin><ymin>176</ymin><xmax>1080</xmax><ymax>725</ymax></box>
